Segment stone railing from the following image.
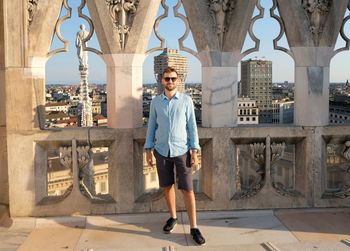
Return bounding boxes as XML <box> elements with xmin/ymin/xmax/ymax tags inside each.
<box><xmin>7</xmin><ymin>125</ymin><xmax>350</xmax><ymax>217</ymax></box>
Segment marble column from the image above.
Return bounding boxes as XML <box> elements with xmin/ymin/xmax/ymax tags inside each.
<box><xmin>103</xmin><ymin>54</ymin><xmax>145</xmax><ymax>128</ymax></box>
<box><xmin>292</xmin><ymin>47</ymin><xmax>333</xmax><ymax>126</ymax></box>
<box><xmin>275</xmin><ymin>0</ymin><xmax>348</xmax><ymax>126</ymax></box>
<box><xmin>200</xmin><ymin>52</ymin><xmax>240</xmax><ymax>127</ymax></box>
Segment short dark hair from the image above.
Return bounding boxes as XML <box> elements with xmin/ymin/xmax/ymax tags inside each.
<box><xmin>162</xmin><ymin>66</ymin><xmax>178</xmax><ymax>76</ymax></box>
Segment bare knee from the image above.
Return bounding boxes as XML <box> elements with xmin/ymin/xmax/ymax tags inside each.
<box><xmin>163</xmin><ymin>185</ymin><xmax>174</xmax><ymax>193</ymax></box>
<box><xmin>181</xmin><ymin>189</ymin><xmax>194</xmax><ymax>195</ymax></box>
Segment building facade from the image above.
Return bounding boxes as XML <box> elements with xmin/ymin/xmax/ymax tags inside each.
<box><xmin>272</xmin><ymin>100</ymin><xmax>294</xmax><ymax>124</ymax></box>
<box><xmin>241</xmin><ymin>59</ymin><xmax>273</xmax><ymax>123</ymax></box>
<box><xmin>154</xmin><ymin>48</ymin><xmax>188</xmax><ymax>94</ymax></box>
<box><xmin>329</xmin><ymin>101</ymin><xmax>350</xmax><ymax>125</ymax></box>
<box><xmin>237</xmin><ymin>97</ymin><xmax>259</xmax><ymax>125</ymax></box>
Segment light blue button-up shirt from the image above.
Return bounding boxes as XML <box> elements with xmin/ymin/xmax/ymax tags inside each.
<box><xmin>144</xmin><ymin>92</ymin><xmax>200</xmax><ymax>157</ymax></box>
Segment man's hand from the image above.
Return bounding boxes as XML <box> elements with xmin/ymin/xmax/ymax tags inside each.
<box><xmin>146</xmin><ymin>150</ymin><xmax>154</xmax><ymax>167</ymax></box>
<box><xmin>190</xmin><ymin>150</ymin><xmax>199</xmax><ymax>170</ymax></box>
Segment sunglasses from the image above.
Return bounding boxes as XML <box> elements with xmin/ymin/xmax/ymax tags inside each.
<box><xmin>163</xmin><ymin>77</ymin><xmax>178</xmax><ymax>82</ymax></box>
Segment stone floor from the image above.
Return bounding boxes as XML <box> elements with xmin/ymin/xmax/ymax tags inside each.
<box><xmin>0</xmin><ymin>207</ymin><xmax>349</xmax><ymax>251</ymax></box>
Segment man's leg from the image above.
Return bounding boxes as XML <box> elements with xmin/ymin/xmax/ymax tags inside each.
<box><xmin>175</xmin><ymin>152</ymin><xmax>205</xmax><ymax>245</ymax></box>
<box><xmin>182</xmin><ymin>189</ymin><xmax>197</xmax><ymax>228</ymax></box>
<box><xmin>164</xmin><ymin>185</ymin><xmax>177</xmax><ymax>219</ymax></box>
<box><xmin>153</xmin><ymin>150</ymin><xmax>176</xmax><ymax>219</ymax></box>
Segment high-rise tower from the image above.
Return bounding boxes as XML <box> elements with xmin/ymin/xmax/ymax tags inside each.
<box><xmin>241</xmin><ymin>59</ymin><xmax>273</xmax><ymax>123</ymax></box>
<box><xmin>154</xmin><ymin>48</ymin><xmax>188</xmax><ymax>94</ymax></box>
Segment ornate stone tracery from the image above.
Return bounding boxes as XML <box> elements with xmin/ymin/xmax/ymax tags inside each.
<box><xmin>302</xmin><ymin>0</ymin><xmax>332</xmax><ymax>45</ymax></box>
<box><xmin>271</xmin><ymin>142</ymin><xmax>285</xmax><ymax>164</ymax></box>
<box><xmin>232</xmin><ymin>143</ymin><xmax>266</xmax><ymax>200</ymax></box>
<box><xmin>77</xmin><ymin>146</ymin><xmax>96</xmax><ymax>199</ymax></box>
<box><xmin>207</xmin><ymin>0</ymin><xmax>237</xmax><ymax>49</ymax></box>
<box><xmin>105</xmin><ymin>0</ymin><xmax>140</xmax><ymax>50</ymax></box>
<box><xmin>28</xmin><ymin>0</ymin><xmax>39</xmax><ymax>30</ymax></box>
<box><xmin>322</xmin><ymin>141</ymin><xmax>350</xmax><ymax>199</ymax></box>
<box><xmin>59</xmin><ymin>146</ymin><xmax>72</xmax><ymax>170</ymax></box>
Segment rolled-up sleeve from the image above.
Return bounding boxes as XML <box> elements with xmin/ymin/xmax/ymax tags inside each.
<box><xmin>144</xmin><ymin>100</ymin><xmax>157</xmax><ymax>149</ymax></box>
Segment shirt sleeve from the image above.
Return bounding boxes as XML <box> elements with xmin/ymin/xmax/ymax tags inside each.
<box><xmin>186</xmin><ymin>97</ymin><xmax>200</xmax><ymax>150</ymax></box>
<box><xmin>144</xmin><ymin>99</ymin><xmax>157</xmax><ymax>149</ymax></box>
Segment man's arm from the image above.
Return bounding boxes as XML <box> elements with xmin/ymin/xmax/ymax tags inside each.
<box><xmin>186</xmin><ymin>97</ymin><xmax>200</xmax><ymax>150</ymax></box>
<box><xmin>186</xmin><ymin>97</ymin><xmax>200</xmax><ymax>168</ymax></box>
<box><xmin>144</xmin><ymin>100</ymin><xmax>157</xmax><ymax>166</ymax></box>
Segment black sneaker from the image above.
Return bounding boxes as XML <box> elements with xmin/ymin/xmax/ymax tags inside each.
<box><xmin>190</xmin><ymin>228</ymin><xmax>206</xmax><ymax>246</ymax></box>
<box><xmin>163</xmin><ymin>217</ymin><xmax>178</xmax><ymax>233</ymax></box>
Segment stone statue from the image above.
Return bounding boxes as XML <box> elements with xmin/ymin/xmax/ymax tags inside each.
<box><xmin>106</xmin><ymin>0</ymin><xmax>140</xmax><ymax>49</ymax></box>
<box><xmin>208</xmin><ymin>0</ymin><xmax>236</xmax><ymax>48</ymax></box>
<box><xmin>124</xmin><ymin>0</ymin><xmax>137</xmax><ymax>13</ymax></box>
<box><xmin>76</xmin><ymin>24</ymin><xmax>89</xmax><ymax>69</ymax></box>
<box><xmin>302</xmin><ymin>0</ymin><xmax>331</xmax><ymax>40</ymax></box>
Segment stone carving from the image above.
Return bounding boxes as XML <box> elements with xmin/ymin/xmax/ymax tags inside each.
<box><xmin>59</xmin><ymin>146</ymin><xmax>72</xmax><ymax>170</ymax></box>
<box><xmin>251</xmin><ymin>142</ymin><xmax>265</xmax><ymax>173</ymax></box>
<box><xmin>76</xmin><ymin>24</ymin><xmax>89</xmax><ymax>70</ymax></box>
<box><xmin>232</xmin><ymin>175</ymin><xmax>264</xmax><ymax>200</ymax></box>
<box><xmin>322</xmin><ymin>141</ymin><xmax>350</xmax><ymax>199</ymax></box>
<box><xmin>207</xmin><ymin>0</ymin><xmax>237</xmax><ymax>49</ymax></box>
<box><xmin>270</xmin><ymin>143</ymin><xmax>302</xmax><ymax>197</ymax></box>
<box><xmin>271</xmin><ymin>142</ymin><xmax>285</xmax><ymax>164</ymax></box>
<box><xmin>302</xmin><ymin>0</ymin><xmax>332</xmax><ymax>45</ymax></box>
<box><xmin>106</xmin><ymin>0</ymin><xmax>140</xmax><ymax>50</ymax></box>
<box><xmin>28</xmin><ymin>0</ymin><xmax>39</xmax><ymax>30</ymax></box>
<box><xmin>58</xmin><ymin>146</ymin><xmax>73</xmax><ymax>198</ymax></box>
<box><xmin>77</xmin><ymin>0</ymin><xmax>102</xmax><ymax>56</ymax></box>
<box><xmin>342</xmin><ymin>140</ymin><xmax>350</xmax><ymax>160</ymax></box>
<box><xmin>77</xmin><ymin>146</ymin><xmax>96</xmax><ymax>199</ymax></box>
<box><xmin>232</xmin><ymin>143</ymin><xmax>266</xmax><ymax>200</ymax></box>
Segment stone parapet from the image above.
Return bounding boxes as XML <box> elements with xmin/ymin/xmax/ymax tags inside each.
<box><xmin>4</xmin><ymin>126</ymin><xmax>350</xmax><ymax>216</ymax></box>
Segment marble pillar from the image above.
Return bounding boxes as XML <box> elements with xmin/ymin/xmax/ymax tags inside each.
<box><xmin>292</xmin><ymin>47</ymin><xmax>333</xmax><ymax>126</ymax></box>
<box><xmin>200</xmin><ymin>52</ymin><xmax>240</xmax><ymax>127</ymax></box>
<box><xmin>103</xmin><ymin>54</ymin><xmax>145</xmax><ymax>128</ymax></box>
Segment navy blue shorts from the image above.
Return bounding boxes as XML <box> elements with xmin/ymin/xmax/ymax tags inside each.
<box><xmin>153</xmin><ymin>149</ymin><xmax>193</xmax><ymax>191</ymax></box>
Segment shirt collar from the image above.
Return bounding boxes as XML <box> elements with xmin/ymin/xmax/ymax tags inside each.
<box><xmin>161</xmin><ymin>91</ymin><xmax>180</xmax><ymax>100</ymax></box>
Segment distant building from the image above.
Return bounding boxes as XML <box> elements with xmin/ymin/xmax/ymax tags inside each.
<box><xmin>329</xmin><ymin>101</ymin><xmax>350</xmax><ymax>125</ymax></box>
<box><xmin>272</xmin><ymin>100</ymin><xmax>294</xmax><ymax>124</ymax></box>
<box><xmin>45</xmin><ymin>102</ymin><xmax>70</xmax><ymax>113</ymax></box>
<box><xmin>241</xmin><ymin>59</ymin><xmax>273</xmax><ymax>123</ymax></box>
<box><xmin>92</xmin><ymin>101</ymin><xmax>102</xmax><ymax>115</ymax></box>
<box><xmin>46</xmin><ymin>111</ymin><xmax>70</xmax><ymax>124</ymax></box>
<box><xmin>101</xmin><ymin>101</ymin><xmax>107</xmax><ymax>118</ymax></box>
<box><xmin>93</xmin><ymin>115</ymin><xmax>107</xmax><ymax>127</ymax></box>
<box><xmin>154</xmin><ymin>48</ymin><xmax>188</xmax><ymax>94</ymax></box>
<box><xmin>237</xmin><ymin>97</ymin><xmax>259</xmax><ymax>125</ymax></box>
<box><xmin>185</xmin><ymin>84</ymin><xmax>202</xmax><ymax>124</ymax></box>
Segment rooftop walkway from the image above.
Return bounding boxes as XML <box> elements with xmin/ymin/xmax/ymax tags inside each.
<box><xmin>0</xmin><ymin>206</ymin><xmax>349</xmax><ymax>251</ymax></box>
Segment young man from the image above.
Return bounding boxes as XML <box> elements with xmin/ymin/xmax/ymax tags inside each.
<box><xmin>144</xmin><ymin>67</ymin><xmax>205</xmax><ymax>245</ymax></box>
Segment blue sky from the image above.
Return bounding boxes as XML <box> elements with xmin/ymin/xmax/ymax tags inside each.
<box><xmin>46</xmin><ymin>0</ymin><xmax>350</xmax><ymax>84</ymax></box>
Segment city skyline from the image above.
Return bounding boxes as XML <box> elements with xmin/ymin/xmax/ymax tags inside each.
<box><xmin>46</xmin><ymin>0</ymin><xmax>350</xmax><ymax>85</ymax></box>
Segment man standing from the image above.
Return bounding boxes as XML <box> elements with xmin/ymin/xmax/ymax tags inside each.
<box><xmin>144</xmin><ymin>67</ymin><xmax>205</xmax><ymax>245</ymax></box>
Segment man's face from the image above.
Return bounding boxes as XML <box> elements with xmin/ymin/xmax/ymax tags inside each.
<box><xmin>162</xmin><ymin>72</ymin><xmax>178</xmax><ymax>92</ymax></box>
